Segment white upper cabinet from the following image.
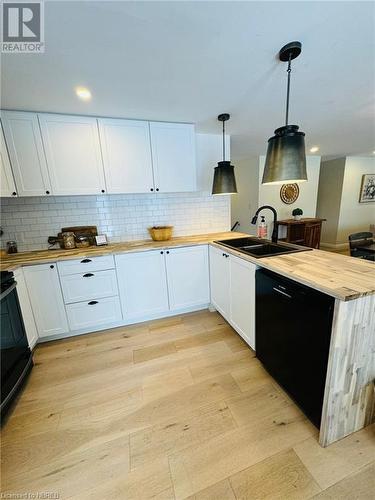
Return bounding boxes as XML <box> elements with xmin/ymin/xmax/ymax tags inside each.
<box><xmin>98</xmin><ymin>118</ymin><xmax>154</xmax><ymax>193</ymax></box>
<box><xmin>150</xmin><ymin>121</ymin><xmax>196</xmax><ymax>192</ymax></box>
<box><xmin>209</xmin><ymin>245</ymin><xmax>230</xmax><ymax>318</ymax></box>
<box><xmin>0</xmin><ymin>124</ymin><xmax>17</xmax><ymax>197</ymax></box>
<box><xmin>1</xmin><ymin>110</ymin><xmax>198</xmax><ymax>196</ymax></box>
<box><xmin>1</xmin><ymin>111</ymin><xmax>51</xmax><ymax>196</ymax></box>
<box><xmin>38</xmin><ymin>113</ymin><xmax>106</xmax><ymax>195</ymax></box>
<box><xmin>166</xmin><ymin>245</ymin><xmax>209</xmax><ymax>310</ymax></box>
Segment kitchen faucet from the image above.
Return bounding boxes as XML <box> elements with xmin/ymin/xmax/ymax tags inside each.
<box><xmin>251</xmin><ymin>205</ymin><xmax>278</xmax><ymax>243</ymax></box>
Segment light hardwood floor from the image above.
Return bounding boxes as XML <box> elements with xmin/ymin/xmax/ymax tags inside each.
<box><xmin>1</xmin><ymin>310</ymin><xmax>374</xmax><ymax>499</ymax></box>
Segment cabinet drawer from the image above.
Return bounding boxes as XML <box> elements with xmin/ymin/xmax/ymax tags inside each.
<box><xmin>60</xmin><ymin>269</ymin><xmax>119</xmax><ymax>304</ymax></box>
<box><xmin>57</xmin><ymin>255</ymin><xmax>114</xmax><ymax>275</ymax></box>
<box><xmin>66</xmin><ymin>296</ymin><xmax>122</xmax><ymax>331</ymax></box>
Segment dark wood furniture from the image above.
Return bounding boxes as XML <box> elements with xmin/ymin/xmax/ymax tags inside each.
<box><xmin>276</xmin><ymin>218</ymin><xmax>326</xmax><ymax>249</ymax></box>
<box><xmin>348</xmin><ymin>232</ymin><xmax>375</xmax><ymax>261</ymax></box>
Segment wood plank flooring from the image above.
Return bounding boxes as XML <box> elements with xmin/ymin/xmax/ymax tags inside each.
<box><xmin>1</xmin><ymin>310</ymin><xmax>374</xmax><ymax>499</ymax></box>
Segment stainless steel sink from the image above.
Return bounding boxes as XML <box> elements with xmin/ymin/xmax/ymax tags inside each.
<box><xmin>214</xmin><ymin>237</ymin><xmax>311</xmax><ymax>259</ymax></box>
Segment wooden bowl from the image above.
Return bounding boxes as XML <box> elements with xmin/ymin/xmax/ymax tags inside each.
<box><xmin>148</xmin><ymin>226</ymin><xmax>174</xmax><ymax>241</ymax></box>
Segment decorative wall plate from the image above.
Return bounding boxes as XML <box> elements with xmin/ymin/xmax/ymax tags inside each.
<box><xmin>280</xmin><ymin>183</ymin><xmax>300</xmax><ymax>204</ymax></box>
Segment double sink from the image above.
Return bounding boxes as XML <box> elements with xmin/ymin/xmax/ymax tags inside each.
<box><xmin>215</xmin><ymin>237</ymin><xmax>311</xmax><ymax>259</ymax></box>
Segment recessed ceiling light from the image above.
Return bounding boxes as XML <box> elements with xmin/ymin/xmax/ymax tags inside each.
<box><xmin>75</xmin><ymin>86</ymin><xmax>91</xmax><ymax>101</ymax></box>
<box><xmin>309</xmin><ymin>146</ymin><xmax>319</xmax><ymax>153</ymax></box>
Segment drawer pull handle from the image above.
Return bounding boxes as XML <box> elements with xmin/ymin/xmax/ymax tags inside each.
<box><xmin>88</xmin><ymin>300</ymin><xmax>98</xmax><ymax>305</ymax></box>
<box><xmin>83</xmin><ymin>273</ymin><xmax>94</xmax><ymax>278</ymax></box>
<box><xmin>81</xmin><ymin>259</ymin><xmax>92</xmax><ymax>263</ymax></box>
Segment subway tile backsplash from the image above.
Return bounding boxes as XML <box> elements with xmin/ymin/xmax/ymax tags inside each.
<box><xmin>0</xmin><ymin>192</ymin><xmax>231</xmax><ymax>251</ymax></box>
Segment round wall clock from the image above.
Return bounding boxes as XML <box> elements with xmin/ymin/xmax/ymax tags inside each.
<box><xmin>280</xmin><ymin>183</ymin><xmax>300</xmax><ymax>204</ymax></box>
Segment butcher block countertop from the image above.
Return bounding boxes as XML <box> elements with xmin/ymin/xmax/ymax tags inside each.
<box><xmin>0</xmin><ymin>232</ymin><xmax>243</xmax><ymax>270</ymax></box>
<box><xmin>211</xmin><ymin>242</ymin><xmax>375</xmax><ymax>302</ymax></box>
<box><xmin>1</xmin><ymin>232</ymin><xmax>374</xmax><ymax>301</ymax></box>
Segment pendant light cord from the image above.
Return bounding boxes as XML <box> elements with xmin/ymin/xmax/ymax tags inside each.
<box><xmin>222</xmin><ymin>119</ymin><xmax>226</xmax><ymax>161</ymax></box>
<box><xmin>285</xmin><ymin>53</ymin><xmax>292</xmax><ymax>126</ymax></box>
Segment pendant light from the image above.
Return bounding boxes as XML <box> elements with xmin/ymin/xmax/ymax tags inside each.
<box><xmin>212</xmin><ymin>113</ymin><xmax>238</xmax><ymax>195</ymax></box>
<box><xmin>262</xmin><ymin>41</ymin><xmax>307</xmax><ymax>185</ymax></box>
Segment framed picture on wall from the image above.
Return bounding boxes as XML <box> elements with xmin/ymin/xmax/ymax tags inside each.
<box><xmin>359</xmin><ymin>174</ymin><xmax>375</xmax><ymax>203</ymax></box>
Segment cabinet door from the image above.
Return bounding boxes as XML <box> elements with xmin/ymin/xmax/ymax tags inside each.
<box><xmin>1</xmin><ymin>111</ymin><xmax>51</xmax><ymax>196</ymax></box>
<box><xmin>98</xmin><ymin>118</ymin><xmax>154</xmax><ymax>193</ymax></box>
<box><xmin>150</xmin><ymin>122</ymin><xmax>196</xmax><ymax>192</ymax></box>
<box><xmin>166</xmin><ymin>245</ymin><xmax>209</xmax><ymax>310</ymax></box>
<box><xmin>0</xmin><ymin>124</ymin><xmax>17</xmax><ymax>197</ymax></box>
<box><xmin>14</xmin><ymin>269</ymin><xmax>38</xmax><ymax>349</ymax></box>
<box><xmin>230</xmin><ymin>255</ymin><xmax>256</xmax><ymax>350</ymax></box>
<box><xmin>209</xmin><ymin>245</ymin><xmax>230</xmax><ymax>318</ymax></box>
<box><xmin>116</xmin><ymin>251</ymin><xmax>169</xmax><ymax>320</ymax></box>
<box><xmin>23</xmin><ymin>264</ymin><xmax>69</xmax><ymax>338</ymax></box>
<box><xmin>38</xmin><ymin>113</ymin><xmax>106</xmax><ymax>195</ymax></box>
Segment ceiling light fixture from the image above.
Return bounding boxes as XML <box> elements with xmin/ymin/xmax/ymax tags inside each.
<box><xmin>75</xmin><ymin>86</ymin><xmax>92</xmax><ymax>101</ymax></box>
<box><xmin>212</xmin><ymin>113</ymin><xmax>238</xmax><ymax>195</ymax></box>
<box><xmin>310</xmin><ymin>146</ymin><xmax>319</xmax><ymax>153</ymax></box>
<box><xmin>262</xmin><ymin>41</ymin><xmax>307</xmax><ymax>185</ymax></box>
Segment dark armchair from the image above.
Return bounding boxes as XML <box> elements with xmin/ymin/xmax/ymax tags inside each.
<box><xmin>348</xmin><ymin>232</ymin><xmax>375</xmax><ymax>261</ymax></box>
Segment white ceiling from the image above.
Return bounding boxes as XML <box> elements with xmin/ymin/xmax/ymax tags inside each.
<box><xmin>1</xmin><ymin>1</ymin><xmax>375</xmax><ymax>159</ymax></box>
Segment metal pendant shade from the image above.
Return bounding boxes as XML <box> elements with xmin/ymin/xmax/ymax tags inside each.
<box><xmin>212</xmin><ymin>161</ymin><xmax>237</xmax><ymax>194</ymax></box>
<box><xmin>262</xmin><ymin>41</ymin><xmax>307</xmax><ymax>185</ymax></box>
<box><xmin>263</xmin><ymin>125</ymin><xmax>307</xmax><ymax>184</ymax></box>
<box><xmin>212</xmin><ymin>114</ymin><xmax>238</xmax><ymax>195</ymax></box>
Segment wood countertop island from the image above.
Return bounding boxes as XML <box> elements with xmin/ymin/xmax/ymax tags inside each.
<box><xmin>211</xmin><ymin>239</ymin><xmax>375</xmax><ymax>447</ymax></box>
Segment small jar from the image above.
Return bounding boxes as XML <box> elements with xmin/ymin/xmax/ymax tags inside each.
<box><xmin>6</xmin><ymin>241</ymin><xmax>18</xmax><ymax>254</ymax></box>
<box><xmin>75</xmin><ymin>235</ymin><xmax>90</xmax><ymax>248</ymax></box>
<box><xmin>62</xmin><ymin>232</ymin><xmax>76</xmax><ymax>249</ymax></box>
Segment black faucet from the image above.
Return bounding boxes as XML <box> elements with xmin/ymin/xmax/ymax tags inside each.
<box><xmin>251</xmin><ymin>205</ymin><xmax>278</xmax><ymax>244</ymax></box>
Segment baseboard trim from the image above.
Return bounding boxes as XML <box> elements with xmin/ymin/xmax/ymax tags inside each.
<box><xmin>320</xmin><ymin>242</ymin><xmax>349</xmax><ymax>251</ymax></box>
<box><xmin>37</xmin><ymin>303</ymin><xmax>210</xmax><ymax>343</ymax></box>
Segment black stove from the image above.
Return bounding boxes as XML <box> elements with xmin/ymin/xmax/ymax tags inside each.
<box><xmin>1</xmin><ymin>270</ymin><xmax>33</xmax><ymax>418</ymax></box>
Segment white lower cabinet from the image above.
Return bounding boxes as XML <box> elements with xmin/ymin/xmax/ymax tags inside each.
<box><xmin>166</xmin><ymin>245</ymin><xmax>209</xmax><ymax>310</ymax></box>
<box><xmin>66</xmin><ymin>296</ymin><xmax>122</xmax><ymax>331</ymax></box>
<box><xmin>209</xmin><ymin>245</ymin><xmax>230</xmax><ymax>317</ymax></box>
<box><xmin>116</xmin><ymin>245</ymin><xmax>210</xmax><ymax>322</ymax></box>
<box><xmin>19</xmin><ymin>244</ymin><xmax>215</xmax><ymax>342</ymax></box>
<box><xmin>116</xmin><ymin>250</ymin><xmax>169</xmax><ymax>320</ymax></box>
<box><xmin>23</xmin><ymin>263</ymin><xmax>69</xmax><ymax>338</ymax></box>
<box><xmin>229</xmin><ymin>254</ymin><xmax>255</xmax><ymax>350</ymax></box>
<box><xmin>209</xmin><ymin>246</ymin><xmax>256</xmax><ymax>350</ymax></box>
<box><xmin>14</xmin><ymin>268</ymin><xmax>38</xmax><ymax>348</ymax></box>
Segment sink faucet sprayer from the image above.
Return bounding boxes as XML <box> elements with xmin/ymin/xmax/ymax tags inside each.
<box><xmin>251</xmin><ymin>205</ymin><xmax>278</xmax><ymax>244</ymax></box>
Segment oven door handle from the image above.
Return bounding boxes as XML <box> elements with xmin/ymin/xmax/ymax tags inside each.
<box><xmin>0</xmin><ymin>281</ymin><xmax>17</xmax><ymax>301</ymax></box>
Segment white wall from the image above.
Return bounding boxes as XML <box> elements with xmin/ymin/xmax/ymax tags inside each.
<box><xmin>316</xmin><ymin>158</ymin><xmax>346</xmax><ymax>245</ymax></box>
<box><xmin>336</xmin><ymin>157</ymin><xmax>375</xmax><ymax>244</ymax></box>
<box><xmin>231</xmin><ymin>157</ymin><xmax>259</xmax><ymax>234</ymax></box>
<box><xmin>258</xmin><ymin>156</ymin><xmax>321</xmax><ymax>237</ymax></box>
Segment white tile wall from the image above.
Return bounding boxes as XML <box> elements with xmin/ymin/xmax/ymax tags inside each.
<box><xmin>0</xmin><ymin>192</ymin><xmax>231</xmax><ymax>251</ymax></box>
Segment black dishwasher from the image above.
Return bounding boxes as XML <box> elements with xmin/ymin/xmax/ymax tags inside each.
<box><xmin>256</xmin><ymin>269</ymin><xmax>334</xmax><ymax>428</ymax></box>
